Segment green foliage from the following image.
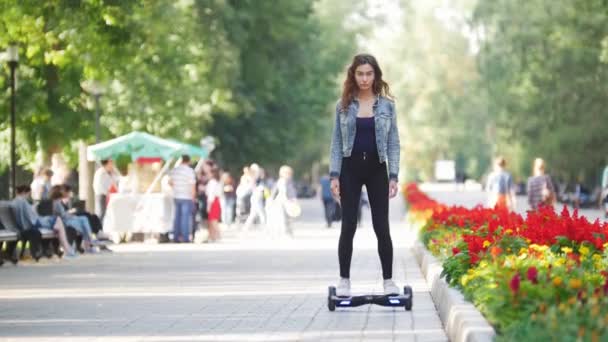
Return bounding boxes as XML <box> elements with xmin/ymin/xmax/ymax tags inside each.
<box><xmin>0</xmin><ymin>0</ymin><xmax>363</xmax><ymax>176</ymax></box>
<box><xmin>474</xmin><ymin>0</ymin><xmax>608</xmax><ymax>182</ymax></box>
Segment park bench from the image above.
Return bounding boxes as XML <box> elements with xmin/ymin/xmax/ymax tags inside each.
<box><xmin>0</xmin><ymin>200</ymin><xmax>61</xmax><ymax>261</ymax></box>
<box><xmin>0</xmin><ymin>202</ymin><xmax>22</xmax><ymax>265</ymax></box>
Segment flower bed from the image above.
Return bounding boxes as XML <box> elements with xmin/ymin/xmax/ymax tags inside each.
<box><xmin>404</xmin><ymin>183</ymin><xmax>608</xmax><ymax>341</ymax></box>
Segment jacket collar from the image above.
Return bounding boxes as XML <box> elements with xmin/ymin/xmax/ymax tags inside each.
<box><xmin>353</xmin><ymin>94</ymin><xmax>380</xmax><ymax>108</ymax></box>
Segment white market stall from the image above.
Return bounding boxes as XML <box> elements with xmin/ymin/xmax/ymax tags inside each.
<box><xmin>87</xmin><ymin>131</ymin><xmax>208</xmax><ymax>241</ymax></box>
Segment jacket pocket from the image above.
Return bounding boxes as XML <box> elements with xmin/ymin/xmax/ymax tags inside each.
<box><xmin>376</xmin><ymin>112</ymin><xmax>391</xmax><ymax>137</ymax></box>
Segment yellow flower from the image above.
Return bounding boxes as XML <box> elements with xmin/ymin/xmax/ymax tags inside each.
<box><xmin>592</xmin><ymin>254</ymin><xmax>602</xmax><ymax>262</ymax></box>
<box><xmin>505</xmin><ymin>229</ymin><xmax>513</xmax><ymax>235</ymax></box>
<box><xmin>579</xmin><ymin>246</ymin><xmax>590</xmax><ymax>256</ymax></box>
<box><xmin>518</xmin><ymin>248</ymin><xmax>527</xmax><ymax>255</ymax></box>
<box><xmin>530</xmin><ymin>244</ymin><xmax>549</xmax><ymax>252</ymax></box>
<box><xmin>569</xmin><ymin>278</ymin><xmax>582</xmax><ymax>289</ymax></box>
<box><xmin>461</xmin><ymin>275</ymin><xmax>470</xmax><ymax>287</ymax></box>
<box><xmin>482</xmin><ymin>240</ymin><xmax>491</xmax><ymax>248</ymax></box>
<box><xmin>555</xmin><ymin>258</ymin><xmax>566</xmax><ymax>267</ymax></box>
<box><xmin>553</xmin><ymin>276</ymin><xmax>563</xmax><ymax>286</ymax></box>
<box><xmin>479</xmin><ymin>261</ymin><xmax>488</xmax><ymax>268</ymax></box>
<box><xmin>561</xmin><ymin>247</ymin><xmax>573</xmax><ymax>254</ymax></box>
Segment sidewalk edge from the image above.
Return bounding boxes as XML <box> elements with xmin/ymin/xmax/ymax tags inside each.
<box><xmin>413</xmin><ymin>242</ymin><xmax>496</xmax><ymax>342</ymax></box>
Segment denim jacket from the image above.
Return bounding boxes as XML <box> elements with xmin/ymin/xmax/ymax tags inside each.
<box><xmin>329</xmin><ymin>95</ymin><xmax>400</xmax><ymax>181</ymax></box>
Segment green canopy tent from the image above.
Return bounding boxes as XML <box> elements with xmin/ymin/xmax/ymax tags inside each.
<box><xmin>167</xmin><ymin>140</ymin><xmax>208</xmax><ymax>160</ymax></box>
<box><xmin>87</xmin><ymin>131</ymin><xmax>208</xmax><ymax>162</ymax></box>
<box><xmin>87</xmin><ymin>131</ymin><xmax>208</xmax><ymax>194</ymax></box>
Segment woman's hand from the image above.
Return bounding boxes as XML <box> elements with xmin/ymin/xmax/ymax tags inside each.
<box><xmin>389</xmin><ymin>180</ymin><xmax>398</xmax><ymax>198</ymax></box>
<box><xmin>331</xmin><ymin>178</ymin><xmax>340</xmax><ymax>201</ymax></box>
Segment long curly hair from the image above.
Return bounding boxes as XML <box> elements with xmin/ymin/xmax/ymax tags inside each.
<box><xmin>340</xmin><ymin>53</ymin><xmax>393</xmax><ymax>112</ymax></box>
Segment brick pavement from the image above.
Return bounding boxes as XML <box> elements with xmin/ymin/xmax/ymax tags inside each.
<box><xmin>0</xmin><ymin>196</ymin><xmax>447</xmax><ymax>342</ymax></box>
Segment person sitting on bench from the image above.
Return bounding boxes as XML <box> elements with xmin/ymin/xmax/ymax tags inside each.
<box><xmin>11</xmin><ymin>185</ymin><xmax>77</xmax><ymax>258</ymax></box>
<box><xmin>61</xmin><ymin>185</ymin><xmax>109</xmax><ymax>241</ymax></box>
<box><xmin>50</xmin><ymin>185</ymin><xmax>99</xmax><ymax>253</ymax></box>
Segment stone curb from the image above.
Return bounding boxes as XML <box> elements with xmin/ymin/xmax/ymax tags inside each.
<box><xmin>413</xmin><ymin>242</ymin><xmax>496</xmax><ymax>342</ymax></box>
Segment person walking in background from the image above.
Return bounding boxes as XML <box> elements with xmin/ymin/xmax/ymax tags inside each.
<box><xmin>169</xmin><ymin>155</ymin><xmax>196</xmax><ymax>243</ymax></box>
<box><xmin>267</xmin><ymin>165</ymin><xmax>299</xmax><ymax>238</ymax></box>
<box><xmin>485</xmin><ymin>156</ymin><xmax>516</xmax><ymax>211</ymax></box>
<box><xmin>93</xmin><ymin>159</ymin><xmax>120</xmax><ymax>224</ymax></box>
<box><xmin>242</xmin><ymin>164</ymin><xmax>267</xmax><ymax>232</ymax></box>
<box><xmin>329</xmin><ymin>54</ymin><xmax>401</xmax><ymax>297</ymax></box>
<box><xmin>236</xmin><ymin>166</ymin><xmax>253</xmax><ymax>223</ymax></box>
<box><xmin>220</xmin><ymin>171</ymin><xmax>236</xmax><ymax>228</ymax></box>
<box><xmin>205</xmin><ymin>165</ymin><xmax>222</xmax><ymax>242</ymax></box>
<box><xmin>602</xmin><ymin>161</ymin><xmax>608</xmax><ymax>218</ymax></box>
<box><xmin>527</xmin><ymin>158</ymin><xmax>556</xmax><ymax>210</ymax></box>
<box><xmin>31</xmin><ymin>168</ymin><xmax>53</xmax><ymax>203</ymax></box>
<box><xmin>320</xmin><ymin>174</ymin><xmax>337</xmax><ymax>228</ymax></box>
<box><xmin>50</xmin><ymin>153</ymin><xmax>71</xmax><ymax>186</ymax></box>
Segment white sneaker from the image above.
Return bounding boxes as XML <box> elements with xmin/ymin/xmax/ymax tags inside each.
<box><xmin>383</xmin><ymin>279</ymin><xmax>400</xmax><ymax>296</ymax></box>
<box><xmin>63</xmin><ymin>249</ymin><xmax>78</xmax><ymax>259</ymax></box>
<box><xmin>336</xmin><ymin>278</ymin><xmax>351</xmax><ymax>297</ymax></box>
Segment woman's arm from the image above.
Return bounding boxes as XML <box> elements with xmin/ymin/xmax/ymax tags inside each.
<box><xmin>387</xmin><ymin>101</ymin><xmax>400</xmax><ymax>182</ymax></box>
<box><xmin>329</xmin><ymin>101</ymin><xmax>343</xmax><ymax>180</ymax></box>
<box><xmin>53</xmin><ymin>200</ymin><xmax>69</xmax><ymax>219</ymax></box>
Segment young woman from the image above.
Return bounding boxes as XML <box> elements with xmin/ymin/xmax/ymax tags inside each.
<box><xmin>220</xmin><ymin>172</ymin><xmax>236</xmax><ymax>227</ymax></box>
<box><xmin>267</xmin><ymin>165</ymin><xmax>298</xmax><ymax>238</ymax></box>
<box><xmin>527</xmin><ymin>158</ymin><xmax>556</xmax><ymax>210</ymax></box>
<box><xmin>485</xmin><ymin>156</ymin><xmax>516</xmax><ymax>211</ymax></box>
<box><xmin>205</xmin><ymin>165</ymin><xmax>222</xmax><ymax>242</ymax></box>
<box><xmin>329</xmin><ymin>53</ymin><xmax>401</xmax><ymax>297</ymax></box>
<box><xmin>51</xmin><ymin>186</ymin><xmax>97</xmax><ymax>253</ymax></box>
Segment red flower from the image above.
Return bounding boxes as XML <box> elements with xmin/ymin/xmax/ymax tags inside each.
<box><xmin>470</xmin><ymin>253</ymin><xmax>480</xmax><ymax>264</ymax></box>
<box><xmin>452</xmin><ymin>247</ymin><xmax>460</xmax><ymax>255</ymax></box>
<box><xmin>405</xmin><ymin>182</ymin><xmax>608</xmax><ymax>265</ymax></box>
<box><xmin>527</xmin><ymin>267</ymin><xmax>538</xmax><ymax>284</ymax></box>
<box><xmin>510</xmin><ymin>274</ymin><xmax>521</xmax><ymax>294</ymax></box>
<box><xmin>490</xmin><ymin>246</ymin><xmax>502</xmax><ymax>259</ymax></box>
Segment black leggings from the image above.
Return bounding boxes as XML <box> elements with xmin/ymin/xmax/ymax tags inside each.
<box><xmin>338</xmin><ymin>152</ymin><xmax>393</xmax><ymax>279</ymax></box>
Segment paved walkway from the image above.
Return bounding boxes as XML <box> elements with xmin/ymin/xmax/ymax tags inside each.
<box><xmin>0</xmin><ymin>195</ymin><xmax>447</xmax><ymax>342</ymax></box>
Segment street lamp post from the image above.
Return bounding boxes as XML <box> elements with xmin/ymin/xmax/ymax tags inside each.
<box><xmin>7</xmin><ymin>45</ymin><xmax>18</xmax><ymax>199</ymax></box>
<box><xmin>93</xmin><ymin>92</ymin><xmax>101</xmax><ymax>143</ymax></box>
<box><xmin>81</xmin><ymin>80</ymin><xmax>105</xmax><ymax>143</ymax></box>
